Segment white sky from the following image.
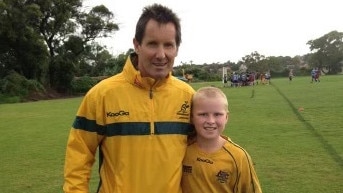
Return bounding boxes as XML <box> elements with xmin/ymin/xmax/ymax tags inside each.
<box><xmin>83</xmin><ymin>0</ymin><xmax>343</xmax><ymax>65</ymax></box>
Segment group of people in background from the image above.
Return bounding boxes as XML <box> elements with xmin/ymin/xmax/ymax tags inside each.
<box><xmin>223</xmin><ymin>67</ymin><xmax>322</xmax><ymax>87</ymax></box>
<box><xmin>259</xmin><ymin>72</ymin><xmax>271</xmax><ymax>85</ymax></box>
<box><xmin>223</xmin><ymin>71</ymin><xmax>271</xmax><ymax>87</ymax></box>
<box><xmin>289</xmin><ymin>68</ymin><xmax>321</xmax><ymax>83</ymax></box>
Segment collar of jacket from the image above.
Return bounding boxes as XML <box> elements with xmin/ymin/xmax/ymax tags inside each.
<box><xmin>122</xmin><ymin>54</ymin><xmax>171</xmax><ymax>90</ymax></box>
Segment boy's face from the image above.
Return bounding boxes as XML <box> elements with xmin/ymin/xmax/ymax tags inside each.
<box><xmin>191</xmin><ymin>97</ymin><xmax>228</xmax><ymax>141</ymax></box>
<box><xmin>134</xmin><ymin>19</ymin><xmax>178</xmax><ymax>80</ymax></box>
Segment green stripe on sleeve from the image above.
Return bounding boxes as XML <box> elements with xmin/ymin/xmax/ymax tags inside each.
<box><xmin>73</xmin><ymin>116</ymin><xmax>104</xmax><ymax>132</ymax></box>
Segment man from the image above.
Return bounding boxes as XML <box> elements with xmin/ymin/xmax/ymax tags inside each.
<box><xmin>63</xmin><ymin>4</ymin><xmax>195</xmax><ymax>193</ymax></box>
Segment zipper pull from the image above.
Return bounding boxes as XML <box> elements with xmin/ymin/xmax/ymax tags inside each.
<box><xmin>150</xmin><ymin>89</ymin><xmax>153</xmax><ymax>99</ymax></box>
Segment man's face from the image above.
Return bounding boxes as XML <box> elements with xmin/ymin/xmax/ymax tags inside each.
<box><xmin>133</xmin><ymin>19</ymin><xmax>178</xmax><ymax>80</ymax></box>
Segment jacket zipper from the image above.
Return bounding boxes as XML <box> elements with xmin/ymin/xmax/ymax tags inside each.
<box><xmin>149</xmin><ymin>88</ymin><xmax>153</xmax><ymax>99</ymax></box>
<box><xmin>149</xmin><ymin>80</ymin><xmax>159</xmax><ymax>99</ymax></box>
<box><xmin>149</xmin><ymin>87</ymin><xmax>154</xmax><ymax>134</ymax></box>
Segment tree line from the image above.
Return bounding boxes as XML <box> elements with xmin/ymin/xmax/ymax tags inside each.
<box><xmin>177</xmin><ymin>31</ymin><xmax>343</xmax><ymax>81</ymax></box>
<box><xmin>1</xmin><ymin>0</ymin><xmax>342</xmax><ymax>102</ymax></box>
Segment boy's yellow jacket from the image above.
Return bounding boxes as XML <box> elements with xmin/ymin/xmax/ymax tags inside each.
<box><xmin>63</xmin><ymin>55</ymin><xmax>195</xmax><ymax>193</ymax></box>
<box><xmin>181</xmin><ymin>136</ymin><xmax>262</xmax><ymax>193</ymax></box>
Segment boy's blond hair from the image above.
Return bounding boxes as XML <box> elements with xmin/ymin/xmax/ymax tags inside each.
<box><xmin>192</xmin><ymin>86</ymin><xmax>229</xmax><ymax>113</ymax></box>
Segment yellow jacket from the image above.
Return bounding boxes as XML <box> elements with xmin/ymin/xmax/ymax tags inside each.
<box><xmin>64</xmin><ymin>54</ymin><xmax>195</xmax><ymax>193</ymax></box>
<box><xmin>182</xmin><ymin>136</ymin><xmax>262</xmax><ymax>193</ymax></box>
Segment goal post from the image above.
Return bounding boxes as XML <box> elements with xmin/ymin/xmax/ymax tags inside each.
<box><xmin>222</xmin><ymin>67</ymin><xmax>228</xmax><ymax>83</ymax></box>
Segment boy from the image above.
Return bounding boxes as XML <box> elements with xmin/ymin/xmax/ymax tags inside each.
<box><xmin>182</xmin><ymin>86</ymin><xmax>262</xmax><ymax>193</ymax></box>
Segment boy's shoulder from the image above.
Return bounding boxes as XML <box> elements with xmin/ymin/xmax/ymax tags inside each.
<box><xmin>222</xmin><ymin>136</ymin><xmax>250</xmax><ymax>158</ymax></box>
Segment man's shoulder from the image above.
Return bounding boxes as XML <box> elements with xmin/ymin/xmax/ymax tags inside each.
<box><xmin>169</xmin><ymin>76</ymin><xmax>195</xmax><ymax>93</ymax></box>
<box><xmin>85</xmin><ymin>73</ymin><xmax>127</xmax><ymax>96</ymax></box>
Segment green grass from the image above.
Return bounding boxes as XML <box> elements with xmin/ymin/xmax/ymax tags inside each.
<box><xmin>192</xmin><ymin>75</ymin><xmax>343</xmax><ymax>192</ymax></box>
<box><xmin>0</xmin><ymin>75</ymin><xmax>342</xmax><ymax>192</ymax></box>
<box><xmin>0</xmin><ymin>98</ymin><xmax>81</xmax><ymax>192</ymax></box>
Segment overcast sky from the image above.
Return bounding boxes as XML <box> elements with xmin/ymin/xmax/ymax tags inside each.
<box><xmin>83</xmin><ymin>0</ymin><xmax>343</xmax><ymax>65</ymax></box>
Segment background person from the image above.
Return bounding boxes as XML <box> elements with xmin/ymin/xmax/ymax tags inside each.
<box><xmin>315</xmin><ymin>68</ymin><xmax>321</xmax><ymax>82</ymax></box>
<box><xmin>231</xmin><ymin>72</ymin><xmax>239</xmax><ymax>87</ymax></box>
<box><xmin>223</xmin><ymin>74</ymin><xmax>228</xmax><ymax>87</ymax></box>
<box><xmin>63</xmin><ymin>4</ymin><xmax>195</xmax><ymax>193</ymax></box>
<box><xmin>311</xmin><ymin>68</ymin><xmax>317</xmax><ymax>83</ymax></box>
<box><xmin>264</xmin><ymin>71</ymin><xmax>271</xmax><ymax>84</ymax></box>
<box><xmin>182</xmin><ymin>86</ymin><xmax>262</xmax><ymax>193</ymax></box>
<box><xmin>289</xmin><ymin>69</ymin><xmax>294</xmax><ymax>82</ymax></box>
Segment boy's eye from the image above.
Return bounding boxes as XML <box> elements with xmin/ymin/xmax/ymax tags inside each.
<box><xmin>214</xmin><ymin>113</ymin><xmax>223</xmax><ymax>117</ymax></box>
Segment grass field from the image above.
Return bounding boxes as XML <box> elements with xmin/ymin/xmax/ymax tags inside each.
<box><xmin>0</xmin><ymin>75</ymin><xmax>342</xmax><ymax>193</ymax></box>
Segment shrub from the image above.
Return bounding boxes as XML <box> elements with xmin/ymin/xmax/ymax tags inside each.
<box><xmin>0</xmin><ymin>71</ymin><xmax>28</xmax><ymax>97</ymax></box>
<box><xmin>0</xmin><ymin>94</ymin><xmax>21</xmax><ymax>104</ymax></box>
<box><xmin>71</xmin><ymin>76</ymin><xmax>97</xmax><ymax>94</ymax></box>
<box><xmin>0</xmin><ymin>71</ymin><xmax>46</xmax><ymax>103</ymax></box>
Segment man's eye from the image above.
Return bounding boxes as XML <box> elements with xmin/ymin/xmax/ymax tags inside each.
<box><xmin>165</xmin><ymin>43</ymin><xmax>175</xmax><ymax>48</ymax></box>
<box><xmin>147</xmin><ymin>42</ymin><xmax>158</xmax><ymax>47</ymax></box>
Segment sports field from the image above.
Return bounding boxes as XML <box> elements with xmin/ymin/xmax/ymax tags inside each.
<box><xmin>0</xmin><ymin>75</ymin><xmax>342</xmax><ymax>193</ymax></box>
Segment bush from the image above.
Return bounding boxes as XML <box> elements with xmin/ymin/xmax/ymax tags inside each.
<box><xmin>71</xmin><ymin>76</ymin><xmax>97</xmax><ymax>94</ymax></box>
<box><xmin>27</xmin><ymin>79</ymin><xmax>46</xmax><ymax>92</ymax></box>
<box><xmin>0</xmin><ymin>71</ymin><xmax>46</xmax><ymax>103</ymax></box>
<box><xmin>0</xmin><ymin>94</ymin><xmax>21</xmax><ymax>104</ymax></box>
<box><xmin>0</xmin><ymin>71</ymin><xmax>29</xmax><ymax>97</ymax></box>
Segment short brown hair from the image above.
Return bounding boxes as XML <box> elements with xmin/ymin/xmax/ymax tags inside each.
<box><xmin>134</xmin><ymin>4</ymin><xmax>181</xmax><ymax>47</ymax></box>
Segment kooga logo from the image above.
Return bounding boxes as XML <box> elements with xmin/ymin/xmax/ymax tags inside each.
<box><xmin>106</xmin><ymin>110</ymin><xmax>129</xmax><ymax>117</ymax></box>
<box><xmin>197</xmin><ymin>157</ymin><xmax>213</xmax><ymax>164</ymax></box>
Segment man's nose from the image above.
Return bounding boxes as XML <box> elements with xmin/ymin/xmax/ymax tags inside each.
<box><xmin>155</xmin><ymin>45</ymin><xmax>166</xmax><ymax>59</ymax></box>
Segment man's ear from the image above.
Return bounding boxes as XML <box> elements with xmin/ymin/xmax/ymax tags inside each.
<box><xmin>133</xmin><ymin>38</ymin><xmax>139</xmax><ymax>54</ymax></box>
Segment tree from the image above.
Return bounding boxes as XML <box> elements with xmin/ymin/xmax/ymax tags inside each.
<box><xmin>77</xmin><ymin>5</ymin><xmax>119</xmax><ymax>42</ymax></box>
<box><xmin>0</xmin><ymin>0</ymin><xmax>49</xmax><ymax>82</ymax></box>
<box><xmin>106</xmin><ymin>49</ymin><xmax>134</xmax><ymax>76</ymax></box>
<box><xmin>33</xmin><ymin>0</ymin><xmax>119</xmax><ymax>88</ymax></box>
<box><xmin>0</xmin><ymin>0</ymin><xmax>120</xmax><ymax>92</ymax></box>
<box><xmin>241</xmin><ymin>51</ymin><xmax>267</xmax><ymax>72</ymax></box>
<box><xmin>307</xmin><ymin>31</ymin><xmax>343</xmax><ymax>74</ymax></box>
